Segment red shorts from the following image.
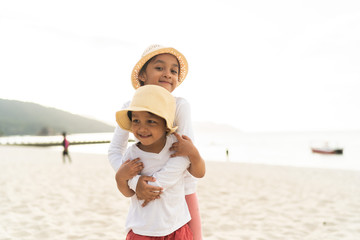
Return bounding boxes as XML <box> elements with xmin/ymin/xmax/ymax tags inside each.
<box><xmin>126</xmin><ymin>224</ymin><xmax>193</xmax><ymax>240</ymax></box>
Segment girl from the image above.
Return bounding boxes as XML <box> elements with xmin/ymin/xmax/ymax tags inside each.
<box><xmin>108</xmin><ymin>44</ymin><xmax>205</xmax><ymax>239</ymax></box>
<box><xmin>116</xmin><ymin>85</ymin><xmax>192</xmax><ymax>239</ymax></box>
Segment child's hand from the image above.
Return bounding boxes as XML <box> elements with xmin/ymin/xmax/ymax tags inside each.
<box><xmin>115</xmin><ymin>158</ymin><xmax>143</xmax><ymax>182</ymax></box>
<box><xmin>135</xmin><ymin>176</ymin><xmax>162</xmax><ymax>207</ymax></box>
<box><xmin>170</xmin><ymin>132</ymin><xmax>197</xmax><ymax>159</ymax></box>
<box><xmin>170</xmin><ymin>132</ymin><xmax>206</xmax><ymax>178</ymax></box>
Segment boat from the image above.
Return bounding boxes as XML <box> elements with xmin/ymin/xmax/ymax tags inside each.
<box><xmin>311</xmin><ymin>147</ymin><xmax>343</xmax><ymax>155</ymax></box>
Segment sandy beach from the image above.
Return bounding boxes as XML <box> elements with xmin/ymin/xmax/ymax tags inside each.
<box><xmin>1</xmin><ymin>145</ymin><xmax>360</xmax><ymax>240</ymax></box>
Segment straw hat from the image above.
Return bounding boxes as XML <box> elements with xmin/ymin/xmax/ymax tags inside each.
<box><xmin>116</xmin><ymin>85</ymin><xmax>178</xmax><ymax>134</ymax></box>
<box><xmin>131</xmin><ymin>44</ymin><xmax>188</xmax><ymax>89</ymax></box>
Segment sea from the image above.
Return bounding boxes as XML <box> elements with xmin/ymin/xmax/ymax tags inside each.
<box><xmin>1</xmin><ymin>130</ymin><xmax>360</xmax><ymax>171</ymax></box>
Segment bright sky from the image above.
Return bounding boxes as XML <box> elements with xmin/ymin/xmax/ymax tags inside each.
<box><xmin>1</xmin><ymin>0</ymin><xmax>360</xmax><ymax>132</ymax></box>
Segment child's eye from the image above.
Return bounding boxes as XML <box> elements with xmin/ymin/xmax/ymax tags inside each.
<box><xmin>171</xmin><ymin>69</ymin><xmax>178</xmax><ymax>74</ymax></box>
<box><xmin>132</xmin><ymin>119</ymin><xmax>140</xmax><ymax>124</ymax></box>
<box><xmin>148</xmin><ymin>120</ymin><xmax>157</xmax><ymax>124</ymax></box>
<box><xmin>155</xmin><ymin>67</ymin><xmax>163</xmax><ymax>71</ymax></box>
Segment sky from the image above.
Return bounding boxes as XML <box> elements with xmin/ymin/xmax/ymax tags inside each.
<box><xmin>1</xmin><ymin>0</ymin><xmax>360</xmax><ymax>132</ymax></box>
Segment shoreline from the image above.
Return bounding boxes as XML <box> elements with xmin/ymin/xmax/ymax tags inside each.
<box><xmin>2</xmin><ymin>144</ymin><xmax>360</xmax><ymax>172</ymax></box>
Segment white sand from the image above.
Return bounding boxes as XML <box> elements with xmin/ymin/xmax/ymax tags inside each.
<box><xmin>1</xmin><ymin>145</ymin><xmax>360</xmax><ymax>240</ymax></box>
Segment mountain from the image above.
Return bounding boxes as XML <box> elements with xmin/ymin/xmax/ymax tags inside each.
<box><xmin>0</xmin><ymin>99</ymin><xmax>115</xmax><ymax>136</ymax></box>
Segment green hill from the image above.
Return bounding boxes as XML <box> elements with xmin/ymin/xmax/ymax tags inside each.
<box><xmin>0</xmin><ymin>99</ymin><xmax>115</xmax><ymax>136</ymax></box>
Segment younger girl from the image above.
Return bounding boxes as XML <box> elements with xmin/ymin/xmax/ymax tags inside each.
<box><xmin>116</xmin><ymin>85</ymin><xmax>192</xmax><ymax>239</ymax></box>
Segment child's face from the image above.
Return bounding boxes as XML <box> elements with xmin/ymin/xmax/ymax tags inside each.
<box><xmin>131</xmin><ymin>111</ymin><xmax>167</xmax><ymax>152</ymax></box>
<box><xmin>139</xmin><ymin>54</ymin><xmax>179</xmax><ymax>92</ymax></box>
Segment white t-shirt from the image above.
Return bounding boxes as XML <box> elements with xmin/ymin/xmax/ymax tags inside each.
<box><xmin>108</xmin><ymin>97</ymin><xmax>197</xmax><ymax>194</ymax></box>
<box><xmin>124</xmin><ymin>134</ymin><xmax>191</xmax><ymax>236</ymax></box>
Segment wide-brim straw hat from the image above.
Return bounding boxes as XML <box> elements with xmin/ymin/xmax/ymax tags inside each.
<box><xmin>116</xmin><ymin>85</ymin><xmax>178</xmax><ymax>134</ymax></box>
<box><xmin>131</xmin><ymin>44</ymin><xmax>188</xmax><ymax>89</ymax></box>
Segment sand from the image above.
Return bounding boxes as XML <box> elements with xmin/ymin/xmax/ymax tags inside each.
<box><xmin>1</xmin><ymin>145</ymin><xmax>360</xmax><ymax>240</ymax></box>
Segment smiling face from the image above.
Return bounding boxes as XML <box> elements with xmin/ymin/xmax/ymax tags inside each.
<box><xmin>138</xmin><ymin>53</ymin><xmax>180</xmax><ymax>92</ymax></box>
<box><xmin>130</xmin><ymin>111</ymin><xmax>168</xmax><ymax>153</ymax></box>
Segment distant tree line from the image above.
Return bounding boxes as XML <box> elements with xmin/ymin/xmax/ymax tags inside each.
<box><xmin>0</xmin><ymin>99</ymin><xmax>115</xmax><ymax>136</ymax></box>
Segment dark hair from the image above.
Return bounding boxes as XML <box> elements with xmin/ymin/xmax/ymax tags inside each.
<box><xmin>138</xmin><ymin>56</ymin><xmax>156</xmax><ymax>86</ymax></box>
<box><xmin>127</xmin><ymin>111</ymin><xmax>132</xmax><ymax>120</ymax></box>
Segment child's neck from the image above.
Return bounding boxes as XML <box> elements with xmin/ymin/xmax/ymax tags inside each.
<box><xmin>137</xmin><ymin>136</ymin><xmax>167</xmax><ymax>154</ymax></box>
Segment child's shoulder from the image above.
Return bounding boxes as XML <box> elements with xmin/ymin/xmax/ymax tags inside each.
<box><xmin>174</xmin><ymin>96</ymin><xmax>190</xmax><ymax>106</ymax></box>
<box><xmin>174</xmin><ymin>96</ymin><xmax>192</xmax><ymax>116</ymax></box>
<box><xmin>165</xmin><ymin>134</ymin><xmax>180</xmax><ymax>150</ymax></box>
<box><xmin>167</xmin><ymin>133</ymin><xmax>178</xmax><ymax>143</ymax></box>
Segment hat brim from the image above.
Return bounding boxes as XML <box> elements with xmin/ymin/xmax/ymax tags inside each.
<box><xmin>131</xmin><ymin>47</ymin><xmax>188</xmax><ymax>89</ymax></box>
<box><xmin>116</xmin><ymin>107</ymin><xmax>177</xmax><ymax>134</ymax></box>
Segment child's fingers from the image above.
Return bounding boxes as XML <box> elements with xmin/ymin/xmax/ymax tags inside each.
<box><xmin>148</xmin><ymin>187</ymin><xmax>163</xmax><ymax>193</ymax></box>
<box><xmin>146</xmin><ymin>185</ymin><xmax>163</xmax><ymax>194</ymax></box>
<box><xmin>130</xmin><ymin>159</ymin><xmax>143</xmax><ymax>169</ymax></box>
<box><xmin>140</xmin><ymin>176</ymin><xmax>156</xmax><ymax>182</ymax></box>
<box><xmin>136</xmin><ymin>164</ymin><xmax>144</xmax><ymax>173</ymax></box>
<box><xmin>130</xmin><ymin>157</ymin><xmax>141</xmax><ymax>163</ymax></box>
<box><xmin>131</xmin><ymin>166</ymin><xmax>143</xmax><ymax>175</ymax></box>
<box><xmin>138</xmin><ymin>176</ymin><xmax>163</xmax><ymax>191</ymax></box>
<box><xmin>138</xmin><ymin>162</ymin><xmax>144</xmax><ymax>169</ymax></box>
<box><xmin>141</xmin><ymin>195</ymin><xmax>159</xmax><ymax>207</ymax></box>
<box><xmin>142</xmin><ymin>200</ymin><xmax>150</xmax><ymax>207</ymax></box>
<box><xmin>172</xmin><ymin>132</ymin><xmax>183</xmax><ymax>141</ymax></box>
<box><xmin>169</xmin><ymin>142</ymin><xmax>178</xmax><ymax>151</ymax></box>
<box><xmin>171</xmin><ymin>152</ymin><xmax>186</xmax><ymax>157</ymax></box>
<box><xmin>181</xmin><ymin>134</ymin><xmax>191</xmax><ymax>141</ymax></box>
<box><xmin>139</xmin><ymin>189</ymin><xmax>162</xmax><ymax>206</ymax></box>
<box><xmin>131</xmin><ymin>161</ymin><xmax>143</xmax><ymax>168</ymax></box>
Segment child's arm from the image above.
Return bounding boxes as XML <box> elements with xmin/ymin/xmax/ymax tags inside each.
<box><xmin>108</xmin><ymin>101</ymin><xmax>130</xmax><ymax>171</ymax></box>
<box><xmin>150</xmin><ymin>156</ymin><xmax>190</xmax><ymax>190</ymax></box>
<box><xmin>109</xmin><ymin>126</ymin><xmax>129</xmax><ymax>171</ymax></box>
<box><xmin>115</xmin><ymin>158</ymin><xmax>143</xmax><ymax>197</ymax></box>
<box><xmin>170</xmin><ymin>132</ymin><xmax>206</xmax><ymax>178</ymax></box>
<box><xmin>128</xmin><ymin>153</ymin><xmax>190</xmax><ymax>206</ymax></box>
<box><xmin>115</xmin><ymin>160</ymin><xmax>163</xmax><ymax>200</ymax></box>
<box><xmin>174</xmin><ymin>98</ymin><xmax>206</xmax><ymax>178</ymax></box>
<box><xmin>174</xmin><ymin>97</ymin><xmax>195</xmax><ymax>139</ymax></box>
<box><xmin>116</xmin><ymin>177</ymin><xmax>134</xmax><ymax>197</ymax></box>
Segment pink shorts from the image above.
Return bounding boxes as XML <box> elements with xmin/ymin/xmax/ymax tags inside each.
<box><xmin>126</xmin><ymin>224</ymin><xmax>193</xmax><ymax>240</ymax></box>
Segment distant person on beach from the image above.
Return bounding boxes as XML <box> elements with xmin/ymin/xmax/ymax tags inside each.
<box><xmin>62</xmin><ymin>132</ymin><xmax>71</xmax><ymax>163</ymax></box>
<box><xmin>115</xmin><ymin>85</ymin><xmax>195</xmax><ymax>239</ymax></box>
<box><xmin>108</xmin><ymin>45</ymin><xmax>205</xmax><ymax>239</ymax></box>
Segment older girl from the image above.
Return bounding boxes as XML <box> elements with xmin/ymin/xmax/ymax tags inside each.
<box><xmin>109</xmin><ymin>44</ymin><xmax>205</xmax><ymax>240</ymax></box>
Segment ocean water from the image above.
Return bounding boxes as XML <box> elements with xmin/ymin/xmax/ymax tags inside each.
<box><xmin>1</xmin><ymin>131</ymin><xmax>359</xmax><ymax>171</ymax></box>
<box><xmin>195</xmin><ymin>130</ymin><xmax>360</xmax><ymax>171</ymax></box>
